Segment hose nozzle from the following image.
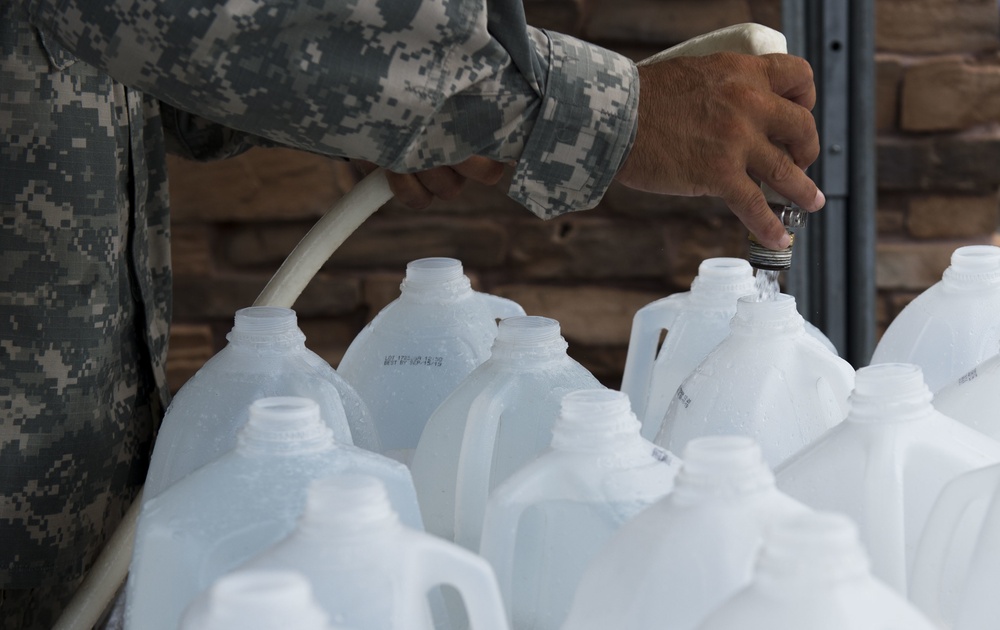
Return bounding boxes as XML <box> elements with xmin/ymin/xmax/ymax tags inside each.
<box><xmin>747</xmin><ymin>204</ymin><xmax>807</xmax><ymax>271</ymax></box>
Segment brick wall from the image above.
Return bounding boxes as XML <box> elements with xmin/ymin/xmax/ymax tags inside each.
<box><xmin>166</xmin><ymin>0</ymin><xmax>1000</xmax><ymax>392</ymax></box>
<box><xmin>876</xmin><ymin>0</ymin><xmax>1000</xmax><ymax>334</ymax></box>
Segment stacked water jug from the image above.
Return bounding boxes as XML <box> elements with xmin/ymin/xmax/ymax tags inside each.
<box><xmin>127</xmin><ymin>246</ymin><xmax>1000</xmax><ymax>629</ymax></box>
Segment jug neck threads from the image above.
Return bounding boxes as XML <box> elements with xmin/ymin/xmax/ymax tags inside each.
<box><xmin>730</xmin><ymin>294</ymin><xmax>804</xmax><ymax>336</ymax></box>
<box><xmin>400</xmin><ymin>257</ymin><xmax>473</xmax><ymax>302</ymax></box>
<box><xmin>550</xmin><ymin>389</ymin><xmax>643</xmax><ymax>453</ymax></box>
<box><xmin>228</xmin><ymin>307</ymin><xmax>306</xmax><ymax>349</ymax></box>
<box><xmin>942</xmin><ymin>245</ymin><xmax>1000</xmax><ymax>289</ymax></box>
<box><xmin>690</xmin><ymin>257</ymin><xmax>755</xmax><ymax>305</ymax></box>
<box><xmin>756</xmin><ymin>512</ymin><xmax>870</xmax><ymax>588</ymax></box>
<box><xmin>491</xmin><ymin>316</ymin><xmax>568</xmax><ymax>361</ymax></box>
<box><xmin>673</xmin><ymin>436</ymin><xmax>775</xmax><ymax>502</ymax></box>
<box><xmin>186</xmin><ymin>570</ymin><xmax>330</xmax><ymax>630</ymax></box>
<box><xmin>848</xmin><ymin>363</ymin><xmax>934</xmax><ymax>423</ymax></box>
<box><xmin>237</xmin><ymin>397</ymin><xmax>336</xmax><ymax>455</ymax></box>
<box><xmin>299</xmin><ymin>475</ymin><xmax>400</xmax><ymax>538</ymax></box>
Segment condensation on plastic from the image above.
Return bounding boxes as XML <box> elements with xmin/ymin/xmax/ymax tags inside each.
<box><xmin>933</xmin><ymin>352</ymin><xmax>1000</xmax><ymax>440</ymax></box>
<box><xmin>621</xmin><ymin>258</ymin><xmax>837</xmax><ymax>440</ymax></box>
<box><xmin>410</xmin><ymin>316</ymin><xmax>601</xmax><ymax>549</ymax></box>
<box><xmin>911</xmin><ymin>463</ymin><xmax>1000</xmax><ymax>629</ymax></box>
<box><xmin>775</xmin><ymin>363</ymin><xmax>1000</xmax><ymax>594</ymax></box>
<box><xmin>654</xmin><ymin>294</ymin><xmax>855</xmax><ymax>468</ymax></box>
<box><xmin>696</xmin><ymin>512</ymin><xmax>938</xmax><ymax>630</ymax></box>
<box><xmin>479</xmin><ymin>389</ymin><xmax>680</xmax><ymax>630</ymax></box>
<box><xmin>241</xmin><ymin>475</ymin><xmax>509</xmax><ymax>630</ymax></box>
<box><xmin>143</xmin><ymin>307</ymin><xmax>378</xmax><ymax>500</ymax></box>
<box><xmin>337</xmin><ymin>258</ymin><xmax>524</xmax><ymax>465</ymax></box>
<box><xmin>561</xmin><ymin>436</ymin><xmax>807</xmax><ymax>630</ymax></box>
<box><xmin>126</xmin><ymin>397</ymin><xmax>421</xmax><ymax>630</ymax></box>
<box><xmin>871</xmin><ymin>245</ymin><xmax>1000</xmax><ymax>393</ymax></box>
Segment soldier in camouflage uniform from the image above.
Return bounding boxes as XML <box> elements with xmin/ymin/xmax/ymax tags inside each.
<box><xmin>3</xmin><ymin>0</ymin><xmax>822</xmax><ymax>626</ymax></box>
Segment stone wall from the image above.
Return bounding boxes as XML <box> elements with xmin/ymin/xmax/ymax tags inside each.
<box><xmin>166</xmin><ymin>0</ymin><xmax>1000</xmax><ymax>391</ymax></box>
<box><xmin>876</xmin><ymin>0</ymin><xmax>1000</xmax><ymax>332</ymax></box>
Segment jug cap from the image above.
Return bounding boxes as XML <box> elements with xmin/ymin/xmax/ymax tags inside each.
<box><xmin>757</xmin><ymin>511</ymin><xmax>870</xmax><ymax>586</ymax></box>
<box><xmin>238</xmin><ymin>397</ymin><xmax>336</xmax><ymax>455</ymax></box>
<box><xmin>690</xmin><ymin>258</ymin><xmax>755</xmax><ymax>301</ymax></box>
<box><xmin>943</xmin><ymin>245</ymin><xmax>1000</xmax><ymax>288</ymax></box>
<box><xmin>674</xmin><ymin>436</ymin><xmax>774</xmax><ymax>501</ymax></box>
<box><xmin>848</xmin><ymin>363</ymin><xmax>933</xmax><ymax>423</ymax></box>
<box><xmin>731</xmin><ymin>294</ymin><xmax>804</xmax><ymax>335</ymax></box>
<box><xmin>181</xmin><ymin>569</ymin><xmax>331</xmax><ymax>630</ymax></box>
<box><xmin>551</xmin><ymin>389</ymin><xmax>644</xmax><ymax>452</ymax></box>
<box><xmin>300</xmin><ymin>475</ymin><xmax>399</xmax><ymax>536</ymax></box>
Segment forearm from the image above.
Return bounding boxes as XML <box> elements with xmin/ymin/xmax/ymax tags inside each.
<box><xmin>26</xmin><ymin>0</ymin><xmax>638</xmax><ymax>216</ymax></box>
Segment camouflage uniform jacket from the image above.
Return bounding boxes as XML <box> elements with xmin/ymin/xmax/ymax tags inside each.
<box><xmin>3</xmin><ymin>0</ymin><xmax>638</xmax><ymax>587</ymax></box>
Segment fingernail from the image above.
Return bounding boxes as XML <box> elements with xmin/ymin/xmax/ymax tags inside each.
<box><xmin>812</xmin><ymin>189</ymin><xmax>826</xmax><ymax>210</ymax></box>
<box><xmin>778</xmin><ymin>233</ymin><xmax>792</xmax><ymax>249</ymax></box>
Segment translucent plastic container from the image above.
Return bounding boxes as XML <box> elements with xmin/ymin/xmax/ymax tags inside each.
<box><xmin>871</xmin><ymin>245</ymin><xmax>1000</xmax><ymax>392</ymax></box>
<box><xmin>696</xmin><ymin>512</ymin><xmax>938</xmax><ymax>630</ymax></box>
<box><xmin>337</xmin><ymin>258</ymin><xmax>524</xmax><ymax>464</ymax></box>
<box><xmin>180</xmin><ymin>570</ymin><xmax>341</xmax><ymax>630</ymax></box>
<box><xmin>127</xmin><ymin>397</ymin><xmax>421</xmax><ymax>630</ymax></box>
<box><xmin>911</xmin><ymin>463</ymin><xmax>1000</xmax><ymax>629</ymax></box>
<box><xmin>241</xmin><ymin>475</ymin><xmax>509</xmax><ymax>630</ymax></box>
<box><xmin>410</xmin><ymin>316</ymin><xmax>601</xmax><ymax>548</ymax></box>
<box><xmin>479</xmin><ymin>389</ymin><xmax>681</xmax><ymax>630</ymax></box>
<box><xmin>655</xmin><ymin>294</ymin><xmax>855</xmax><ymax>467</ymax></box>
<box><xmin>622</xmin><ymin>258</ymin><xmax>836</xmax><ymax>439</ymax></box>
<box><xmin>561</xmin><ymin>436</ymin><xmax>807</xmax><ymax>630</ymax></box>
<box><xmin>933</xmin><ymin>354</ymin><xmax>1000</xmax><ymax>440</ymax></box>
<box><xmin>775</xmin><ymin>364</ymin><xmax>1000</xmax><ymax>594</ymax></box>
<box><xmin>144</xmin><ymin>306</ymin><xmax>378</xmax><ymax>498</ymax></box>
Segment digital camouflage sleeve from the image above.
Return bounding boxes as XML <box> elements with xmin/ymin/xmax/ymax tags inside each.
<box><xmin>1</xmin><ymin>0</ymin><xmax>639</xmax><ymax>608</ymax></box>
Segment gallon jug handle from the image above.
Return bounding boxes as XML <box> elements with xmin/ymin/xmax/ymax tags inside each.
<box><xmin>407</xmin><ymin>534</ymin><xmax>509</xmax><ymax>630</ymax></box>
<box><xmin>453</xmin><ymin>380</ymin><xmax>515</xmax><ymax>550</ymax></box>
<box><xmin>477</xmin><ymin>490</ymin><xmax>537</xmax><ymax>617</ymax></box>
<box><xmin>620</xmin><ymin>295</ymin><xmax>684</xmax><ymax>425</ymax></box>
<box><xmin>479</xmin><ymin>293</ymin><xmax>526</xmax><ymax>322</ymax></box>
<box><xmin>910</xmin><ymin>464</ymin><xmax>1000</xmax><ymax>624</ymax></box>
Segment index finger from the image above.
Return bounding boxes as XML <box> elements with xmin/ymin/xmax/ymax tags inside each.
<box><xmin>760</xmin><ymin>54</ymin><xmax>816</xmax><ymax>110</ymax></box>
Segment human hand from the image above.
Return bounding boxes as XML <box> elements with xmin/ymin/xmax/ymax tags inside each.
<box><xmin>353</xmin><ymin>156</ymin><xmax>506</xmax><ymax>209</ymax></box>
<box><xmin>614</xmin><ymin>52</ymin><xmax>825</xmax><ymax>249</ymax></box>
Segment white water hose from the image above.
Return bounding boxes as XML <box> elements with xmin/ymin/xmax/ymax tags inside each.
<box><xmin>52</xmin><ymin>22</ymin><xmax>786</xmax><ymax>630</ymax></box>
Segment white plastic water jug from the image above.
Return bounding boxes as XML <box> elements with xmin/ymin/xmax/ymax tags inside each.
<box><xmin>871</xmin><ymin>245</ymin><xmax>1000</xmax><ymax>392</ymax></box>
<box><xmin>337</xmin><ymin>258</ymin><xmax>524</xmax><ymax>464</ymax></box>
<box><xmin>654</xmin><ymin>294</ymin><xmax>854</xmax><ymax>467</ymax></box>
<box><xmin>933</xmin><ymin>354</ymin><xmax>1000</xmax><ymax>440</ymax></box>
<box><xmin>911</xmin><ymin>463</ymin><xmax>1000</xmax><ymax>629</ymax></box>
<box><xmin>560</xmin><ymin>436</ymin><xmax>807</xmax><ymax>630</ymax></box>
<box><xmin>622</xmin><ymin>258</ymin><xmax>836</xmax><ymax>440</ymax></box>
<box><xmin>180</xmin><ymin>570</ymin><xmax>340</xmax><ymax>630</ymax></box>
<box><xmin>410</xmin><ymin>316</ymin><xmax>601</xmax><ymax>548</ymax></box>
<box><xmin>143</xmin><ymin>306</ymin><xmax>378</xmax><ymax>498</ymax></box>
<box><xmin>241</xmin><ymin>475</ymin><xmax>509</xmax><ymax>630</ymax></box>
<box><xmin>695</xmin><ymin>512</ymin><xmax>938</xmax><ymax>630</ymax></box>
<box><xmin>127</xmin><ymin>397</ymin><xmax>421</xmax><ymax>630</ymax></box>
<box><xmin>775</xmin><ymin>363</ymin><xmax>1000</xmax><ymax>594</ymax></box>
<box><xmin>479</xmin><ymin>389</ymin><xmax>681</xmax><ymax>630</ymax></box>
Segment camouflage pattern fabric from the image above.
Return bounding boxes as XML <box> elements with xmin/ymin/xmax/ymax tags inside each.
<box><xmin>25</xmin><ymin>0</ymin><xmax>639</xmax><ymax>216</ymax></box>
<box><xmin>2</xmin><ymin>0</ymin><xmax>639</xmax><ymax>622</ymax></box>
